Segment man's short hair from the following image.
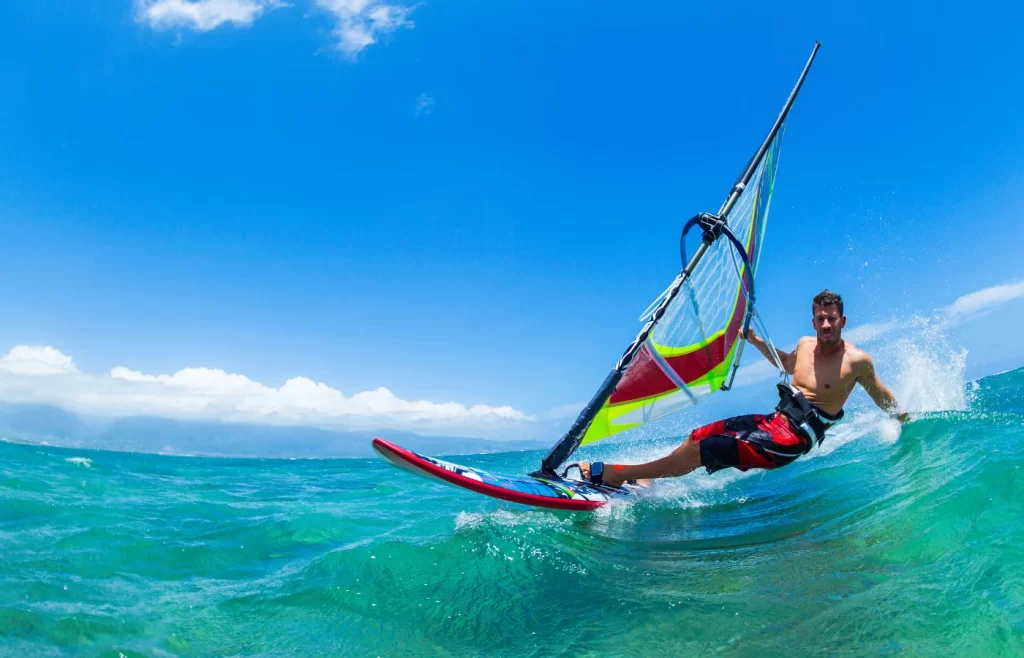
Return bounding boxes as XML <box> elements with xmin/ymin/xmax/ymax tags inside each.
<box><xmin>812</xmin><ymin>290</ymin><xmax>843</xmax><ymax>316</ymax></box>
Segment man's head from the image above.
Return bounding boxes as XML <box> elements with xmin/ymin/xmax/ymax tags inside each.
<box><xmin>812</xmin><ymin>290</ymin><xmax>846</xmax><ymax>347</ymax></box>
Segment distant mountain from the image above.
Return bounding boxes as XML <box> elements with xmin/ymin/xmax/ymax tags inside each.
<box><xmin>0</xmin><ymin>403</ymin><xmax>549</xmax><ymax>458</ymax></box>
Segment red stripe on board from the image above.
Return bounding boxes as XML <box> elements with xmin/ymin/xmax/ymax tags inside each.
<box><xmin>372</xmin><ymin>438</ymin><xmax>606</xmax><ymax>511</ymax></box>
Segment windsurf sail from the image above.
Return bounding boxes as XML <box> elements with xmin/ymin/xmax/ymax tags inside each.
<box><xmin>537</xmin><ymin>42</ymin><xmax>821</xmax><ymax>476</ymax></box>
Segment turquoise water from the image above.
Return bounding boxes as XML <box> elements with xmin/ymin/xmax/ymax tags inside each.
<box><xmin>2</xmin><ymin>367</ymin><xmax>1023</xmax><ymax>657</ymax></box>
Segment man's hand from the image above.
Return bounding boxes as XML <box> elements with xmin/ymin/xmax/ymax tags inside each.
<box><xmin>742</xmin><ymin>327</ymin><xmax>758</xmax><ymax>342</ymax></box>
<box><xmin>894</xmin><ymin>412</ymin><xmax>910</xmax><ymax>424</ymax></box>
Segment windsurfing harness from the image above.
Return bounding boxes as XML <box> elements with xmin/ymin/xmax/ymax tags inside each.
<box><xmin>774</xmin><ymin>383</ymin><xmax>843</xmax><ymax>447</ymax></box>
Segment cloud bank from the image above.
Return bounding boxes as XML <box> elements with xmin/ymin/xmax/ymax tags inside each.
<box><xmin>4</xmin><ymin>281</ymin><xmax>1018</xmax><ymax>435</ymax></box>
<box><xmin>0</xmin><ymin>346</ymin><xmax>533</xmax><ymax>436</ymax></box>
<box><xmin>0</xmin><ymin>346</ymin><xmax>79</xmax><ymax>376</ymax></box>
<box><xmin>137</xmin><ymin>0</ymin><xmax>415</xmax><ymax>56</ymax></box>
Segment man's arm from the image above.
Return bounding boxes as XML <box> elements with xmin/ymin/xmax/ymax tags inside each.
<box><xmin>856</xmin><ymin>353</ymin><xmax>909</xmax><ymax>422</ymax></box>
<box><xmin>744</xmin><ymin>328</ymin><xmax>797</xmax><ymax>374</ymax></box>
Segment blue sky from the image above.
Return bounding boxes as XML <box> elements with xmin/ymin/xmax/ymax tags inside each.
<box><xmin>0</xmin><ymin>0</ymin><xmax>1022</xmax><ymax>441</ymax></box>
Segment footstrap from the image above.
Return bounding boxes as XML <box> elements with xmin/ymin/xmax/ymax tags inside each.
<box><xmin>559</xmin><ymin>461</ymin><xmax>604</xmax><ymax>486</ymax></box>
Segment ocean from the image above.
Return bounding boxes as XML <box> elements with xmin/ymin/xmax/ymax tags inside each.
<box><xmin>2</xmin><ymin>366</ymin><xmax>1023</xmax><ymax>657</ymax></box>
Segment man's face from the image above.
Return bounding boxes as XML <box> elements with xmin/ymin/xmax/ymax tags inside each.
<box><xmin>812</xmin><ymin>304</ymin><xmax>846</xmax><ymax>346</ymax></box>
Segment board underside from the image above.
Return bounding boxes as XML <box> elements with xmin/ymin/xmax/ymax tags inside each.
<box><xmin>372</xmin><ymin>438</ymin><xmax>627</xmax><ymax>511</ymax></box>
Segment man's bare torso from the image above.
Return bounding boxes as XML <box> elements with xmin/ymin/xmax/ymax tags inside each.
<box><xmin>790</xmin><ymin>337</ymin><xmax>868</xmax><ymax>415</ymax></box>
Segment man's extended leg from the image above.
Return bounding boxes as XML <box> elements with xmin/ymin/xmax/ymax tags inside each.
<box><xmin>579</xmin><ymin>414</ymin><xmax>774</xmax><ymax>487</ymax></box>
<box><xmin>582</xmin><ymin>436</ymin><xmax>702</xmax><ymax>488</ymax></box>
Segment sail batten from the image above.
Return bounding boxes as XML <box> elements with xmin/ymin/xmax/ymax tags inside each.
<box><xmin>536</xmin><ymin>44</ymin><xmax>821</xmax><ymax>475</ymax></box>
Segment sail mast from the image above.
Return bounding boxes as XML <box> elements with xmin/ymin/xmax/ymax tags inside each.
<box><xmin>536</xmin><ymin>42</ymin><xmax>821</xmax><ymax>476</ymax></box>
<box><xmin>719</xmin><ymin>41</ymin><xmax>820</xmax><ymax>220</ymax></box>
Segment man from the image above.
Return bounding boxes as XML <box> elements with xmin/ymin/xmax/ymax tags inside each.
<box><xmin>577</xmin><ymin>290</ymin><xmax>908</xmax><ymax>488</ymax></box>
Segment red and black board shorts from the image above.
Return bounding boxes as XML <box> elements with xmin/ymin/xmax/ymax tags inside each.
<box><xmin>691</xmin><ymin>413</ymin><xmax>812</xmax><ymax>473</ymax></box>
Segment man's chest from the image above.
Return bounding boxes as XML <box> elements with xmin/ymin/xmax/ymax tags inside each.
<box><xmin>792</xmin><ymin>349</ymin><xmax>857</xmax><ymax>396</ymax></box>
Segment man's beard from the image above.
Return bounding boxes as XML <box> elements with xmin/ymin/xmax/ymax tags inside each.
<box><xmin>819</xmin><ymin>332</ymin><xmax>840</xmax><ymax>346</ymax></box>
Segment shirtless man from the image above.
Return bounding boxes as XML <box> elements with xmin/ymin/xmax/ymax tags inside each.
<box><xmin>578</xmin><ymin>290</ymin><xmax>908</xmax><ymax>488</ymax></box>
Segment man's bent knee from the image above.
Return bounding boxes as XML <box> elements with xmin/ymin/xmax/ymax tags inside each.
<box><xmin>672</xmin><ymin>433</ymin><xmax>696</xmax><ymax>454</ymax></box>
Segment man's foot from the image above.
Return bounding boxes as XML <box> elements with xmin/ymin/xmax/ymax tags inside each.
<box><xmin>577</xmin><ymin>462</ymin><xmax>602</xmax><ymax>484</ymax></box>
<box><xmin>577</xmin><ymin>462</ymin><xmax>650</xmax><ymax>488</ymax></box>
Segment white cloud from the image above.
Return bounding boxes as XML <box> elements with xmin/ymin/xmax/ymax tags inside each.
<box><xmin>138</xmin><ymin>0</ymin><xmax>282</xmax><ymax>31</ymax></box>
<box><xmin>316</xmin><ymin>0</ymin><xmax>414</xmax><ymax>56</ymax></box>
<box><xmin>137</xmin><ymin>0</ymin><xmax>413</xmax><ymax>56</ymax></box>
<box><xmin>843</xmin><ymin>320</ymin><xmax>898</xmax><ymax>344</ymax></box>
<box><xmin>945</xmin><ymin>281</ymin><xmax>1024</xmax><ymax>319</ymax></box>
<box><xmin>0</xmin><ymin>346</ymin><xmax>79</xmax><ymax>375</ymax></box>
<box><xmin>415</xmin><ymin>92</ymin><xmax>435</xmax><ymax>115</ymax></box>
<box><xmin>0</xmin><ymin>345</ymin><xmax>532</xmax><ymax>435</ymax></box>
